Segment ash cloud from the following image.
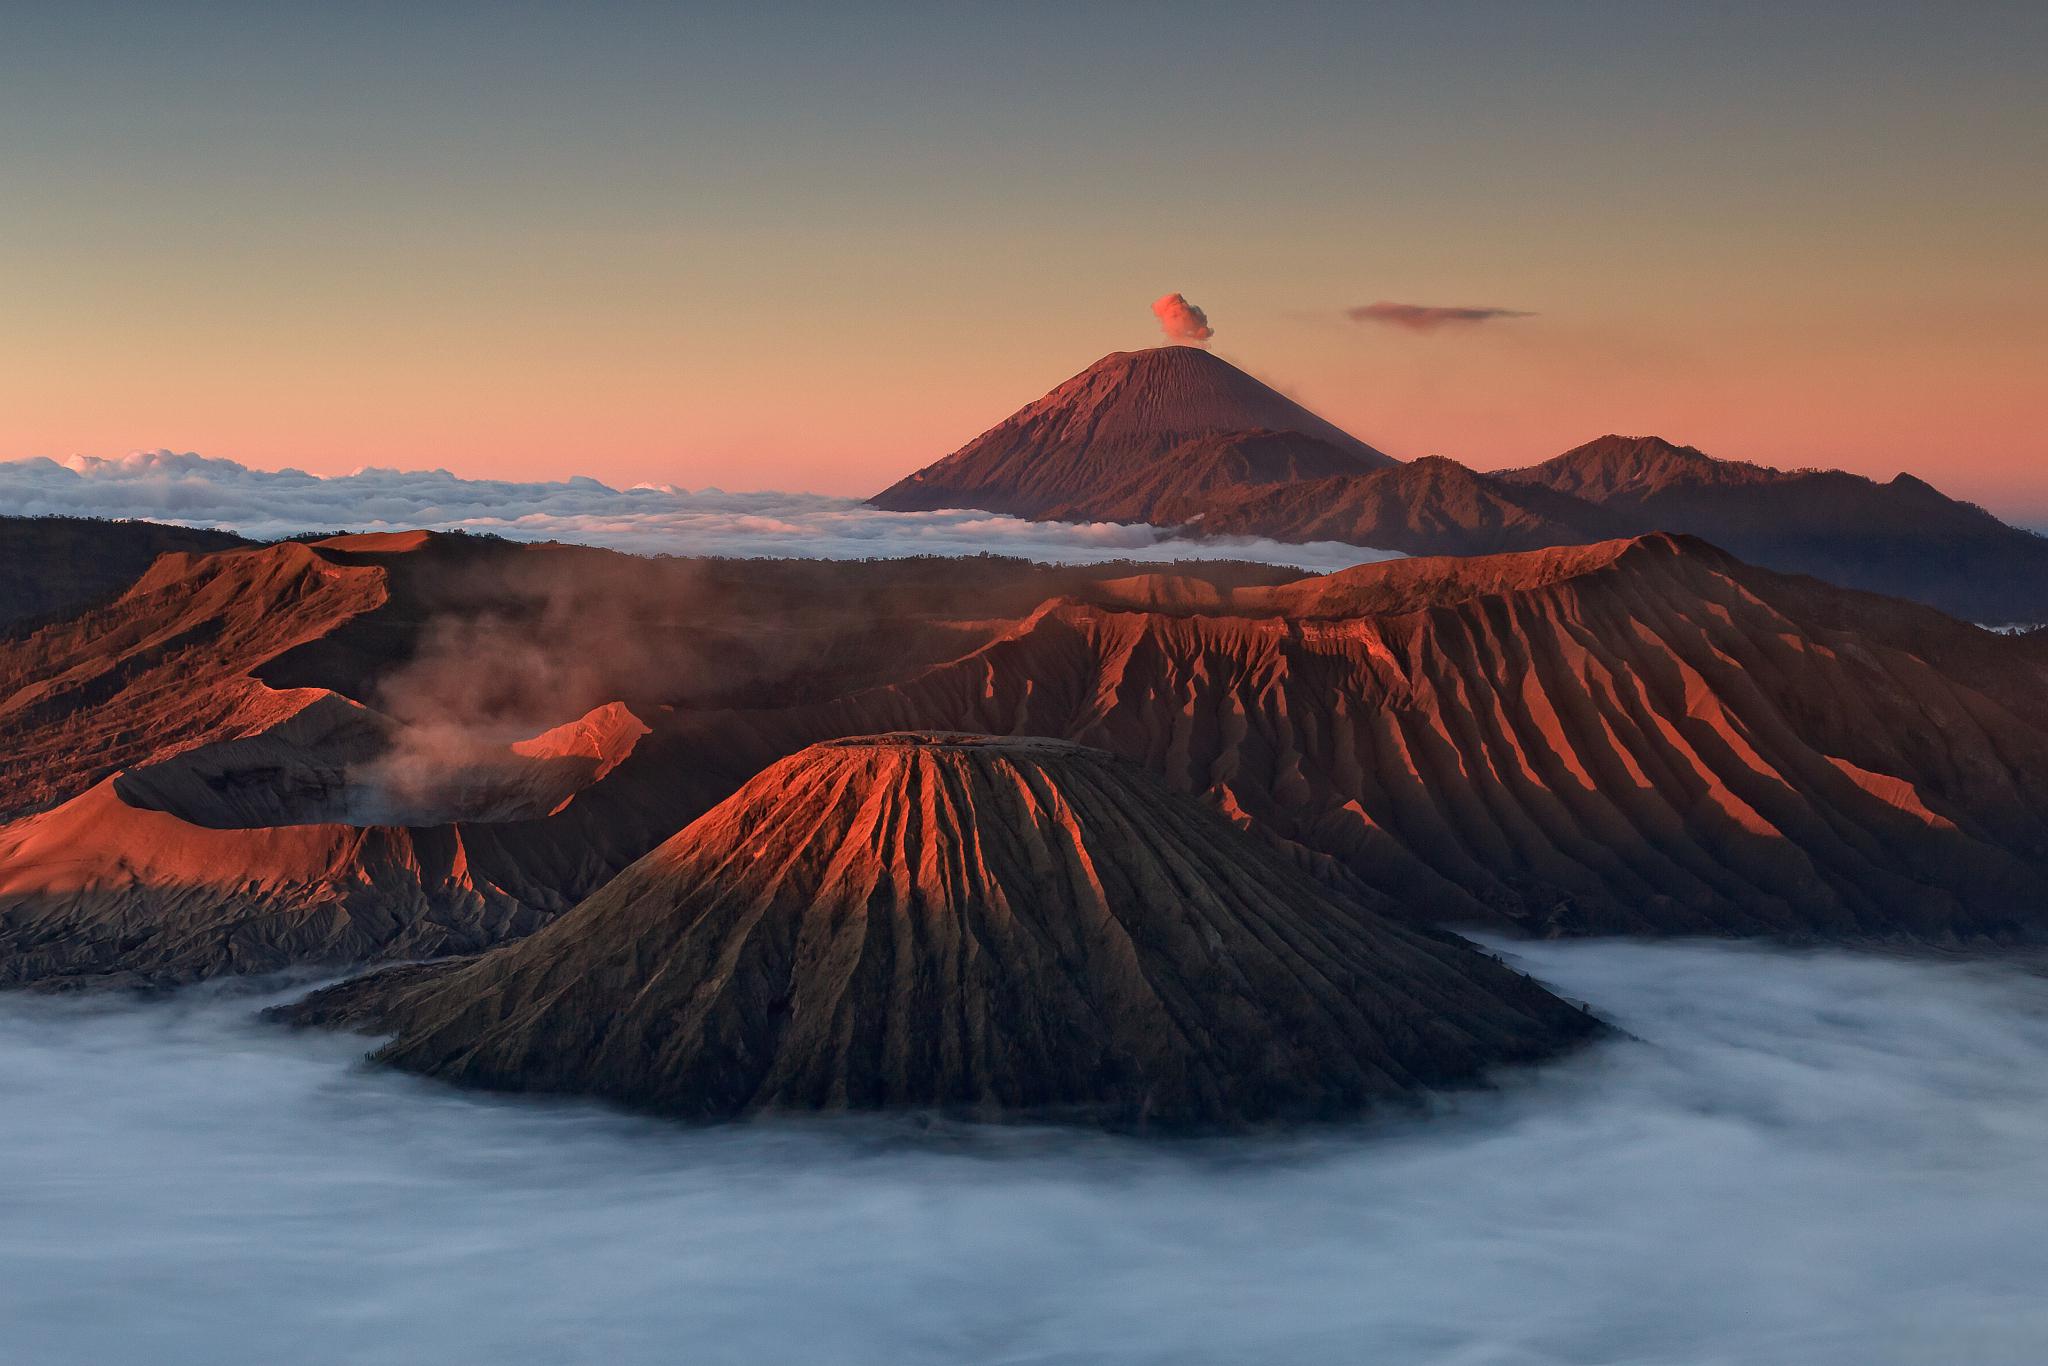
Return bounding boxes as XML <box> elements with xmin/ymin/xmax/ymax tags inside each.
<box><xmin>1348</xmin><ymin>301</ymin><xmax>1535</xmax><ymax>331</ymax></box>
<box><xmin>2</xmin><ymin>941</ymin><xmax>2046</xmax><ymax>1362</ymax></box>
<box><xmin>1151</xmin><ymin>292</ymin><xmax>1215</xmax><ymax>344</ymax></box>
<box><xmin>0</xmin><ymin>451</ymin><xmax>1393</xmax><ymax>573</ymax></box>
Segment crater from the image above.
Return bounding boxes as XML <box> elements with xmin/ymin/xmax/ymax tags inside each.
<box><xmin>113</xmin><ymin>696</ymin><xmax>648</xmax><ymax>829</ymax></box>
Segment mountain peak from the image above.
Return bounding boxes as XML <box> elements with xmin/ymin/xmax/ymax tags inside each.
<box><xmin>1089</xmin><ymin>343</ymin><xmax>1233</xmax><ymax>371</ymax></box>
<box><xmin>869</xmin><ymin>347</ymin><xmax>1393</xmax><ymax>518</ymax></box>
<box><xmin>1501</xmin><ymin>435</ymin><xmax>1737</xmax><ymax>501</ymax></box>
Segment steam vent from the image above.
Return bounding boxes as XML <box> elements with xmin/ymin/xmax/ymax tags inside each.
<box><xmin>283</xmin><ymin>733</ymin><xmax>1599</xmax><ymax>1131</ymax></box>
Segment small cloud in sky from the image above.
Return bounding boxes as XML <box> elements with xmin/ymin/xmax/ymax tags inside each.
<box><xmin>1347</xmin><ymin>301</ymin><xmax>1534</xmax><ymax>332</ymax></box>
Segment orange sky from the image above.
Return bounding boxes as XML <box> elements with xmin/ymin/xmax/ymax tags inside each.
<box><xmin>3</xmin><ymin>6</ymin><xmax>2044</xmax><ymax>521</ymax></box>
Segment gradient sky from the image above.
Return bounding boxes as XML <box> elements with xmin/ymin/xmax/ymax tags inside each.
<box><xmin>4</xmin><ymin>3</ymin><xmax>2044</xmax><ymax>519</ymax></box>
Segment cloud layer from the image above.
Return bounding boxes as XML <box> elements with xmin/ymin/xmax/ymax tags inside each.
<box><xmin>1151</xmin><ymin>292</ymin><xmax>1215</xmax><ymax>343</ymax></box>
<box><xmin>0</xmin><ymin>451</ymin><xmax>1395</xmax><ymax>572</ymax></box>
<box><xmin>4</xmin><ymin>941</ymin><xmax>2046</xmax><ymax>1363</ymax></box>
<box><xmin>1347</xmin><ymin>301</ymin><xmax>1534</xmax><ymax>331</ymax></box>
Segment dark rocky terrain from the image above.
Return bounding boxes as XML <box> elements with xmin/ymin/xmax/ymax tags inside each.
<box><xmin>277</xmin><ymin>732</ymin><xmax>1600</xmax><ymax>1130</ymax></box>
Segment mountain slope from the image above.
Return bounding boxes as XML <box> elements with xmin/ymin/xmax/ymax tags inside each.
<box><xmin>869</xmin><ymin>347</ymin><xmax>1394</xmax><ymax>517</ymax></box>
<box><xmin>0</xmin><ymin>516</ymin><xmax>251</xmax><ymax>632</ymax></box>
<box><xmin>276</xmin><ymin>733</ymin><xmax>1599</xmax><ymax>1131</ymax></box>
<box><xmin>1188</xmin><ymin>456</ymin><xmax>1632</xmax><ymax>555</ymax></box>
<box><xmin>1039</xmin><ymin>428</ymin><xmax>1378</xmax><ymax>524</ymax></box>
<box><xmin>0</xmin><ymin>540</ymin><xmax>393</xmax><ymax>819</ymax></box>
<box><xmin>865</xmin><ymin>347</ymin><xmax>2048</xmax><ymax>622</ymax></box>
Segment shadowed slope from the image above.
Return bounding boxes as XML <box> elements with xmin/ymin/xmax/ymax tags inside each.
<box><xmin>280</xmin><ymin>733</ymin><xmax>1598</xmax><ymax>1131</ymax></box>
<box><xmin>870</xmin><ymin>348</ymin><xmax>1393</xmax><ymax>517</ymax></box>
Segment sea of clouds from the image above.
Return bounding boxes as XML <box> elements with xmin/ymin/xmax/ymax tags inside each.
<box><xmin>0</xmin><ymin>451</ymin><xmax>1397</xmax><ymax>571</ymax></box>
<box><xmin>4</xmin><ymin>940</ymin><xmax>2046</xmax><ymax>1365</ymax></box>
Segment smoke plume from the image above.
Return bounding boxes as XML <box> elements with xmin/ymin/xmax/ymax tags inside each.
<box><xmin>1152</xmin><ymin>293</ymin><xmax>1215</xmax><ymax>344</ymax></box>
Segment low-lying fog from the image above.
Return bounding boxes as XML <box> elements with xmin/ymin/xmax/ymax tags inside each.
<box><xmin>4</xmin><ymin>941</ymin><xmax>2045</xmax><ymax>1365</ymax></box>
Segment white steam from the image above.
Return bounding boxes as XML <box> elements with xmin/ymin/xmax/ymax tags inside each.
<box><xmin>0</xmin><ymin>451</ymin><xmax>1393</xmax><ymax>572</ymax></box>
<box><xmin>2</xmin><ymin>941</ymin><xmax>2046</xmax><ymax>1364</ymax></box>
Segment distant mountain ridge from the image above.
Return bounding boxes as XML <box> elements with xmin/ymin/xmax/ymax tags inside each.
<box><xmin>1498</xmin><ymin>435</ymin><xmax>2048</xmax><ymax>622</ymax></box>
<box><xmin>1502</xmin><ymin>434</ymin><xmax>1758</xmax><ymax>500</ymax></box>
<box><xmin>871</xmin><ymin>352</ymin><xmax>2048</xmax><ymax>622</ymax></box>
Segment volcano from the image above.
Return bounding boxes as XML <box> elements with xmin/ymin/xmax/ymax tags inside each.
<box><xmin>280</xmin><ymin>732</ymin><xmax>1598</xmax><ymax>1130</ymax></box>
<box><xmin>868</xmin><ymin>346</ymin><xmax>1394</xmax><ymax>518</ymax></box>
<box><xmin>0</xmin><ymin>516</ymin><xmax>250</xmax><ymax>631</ymax></box>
